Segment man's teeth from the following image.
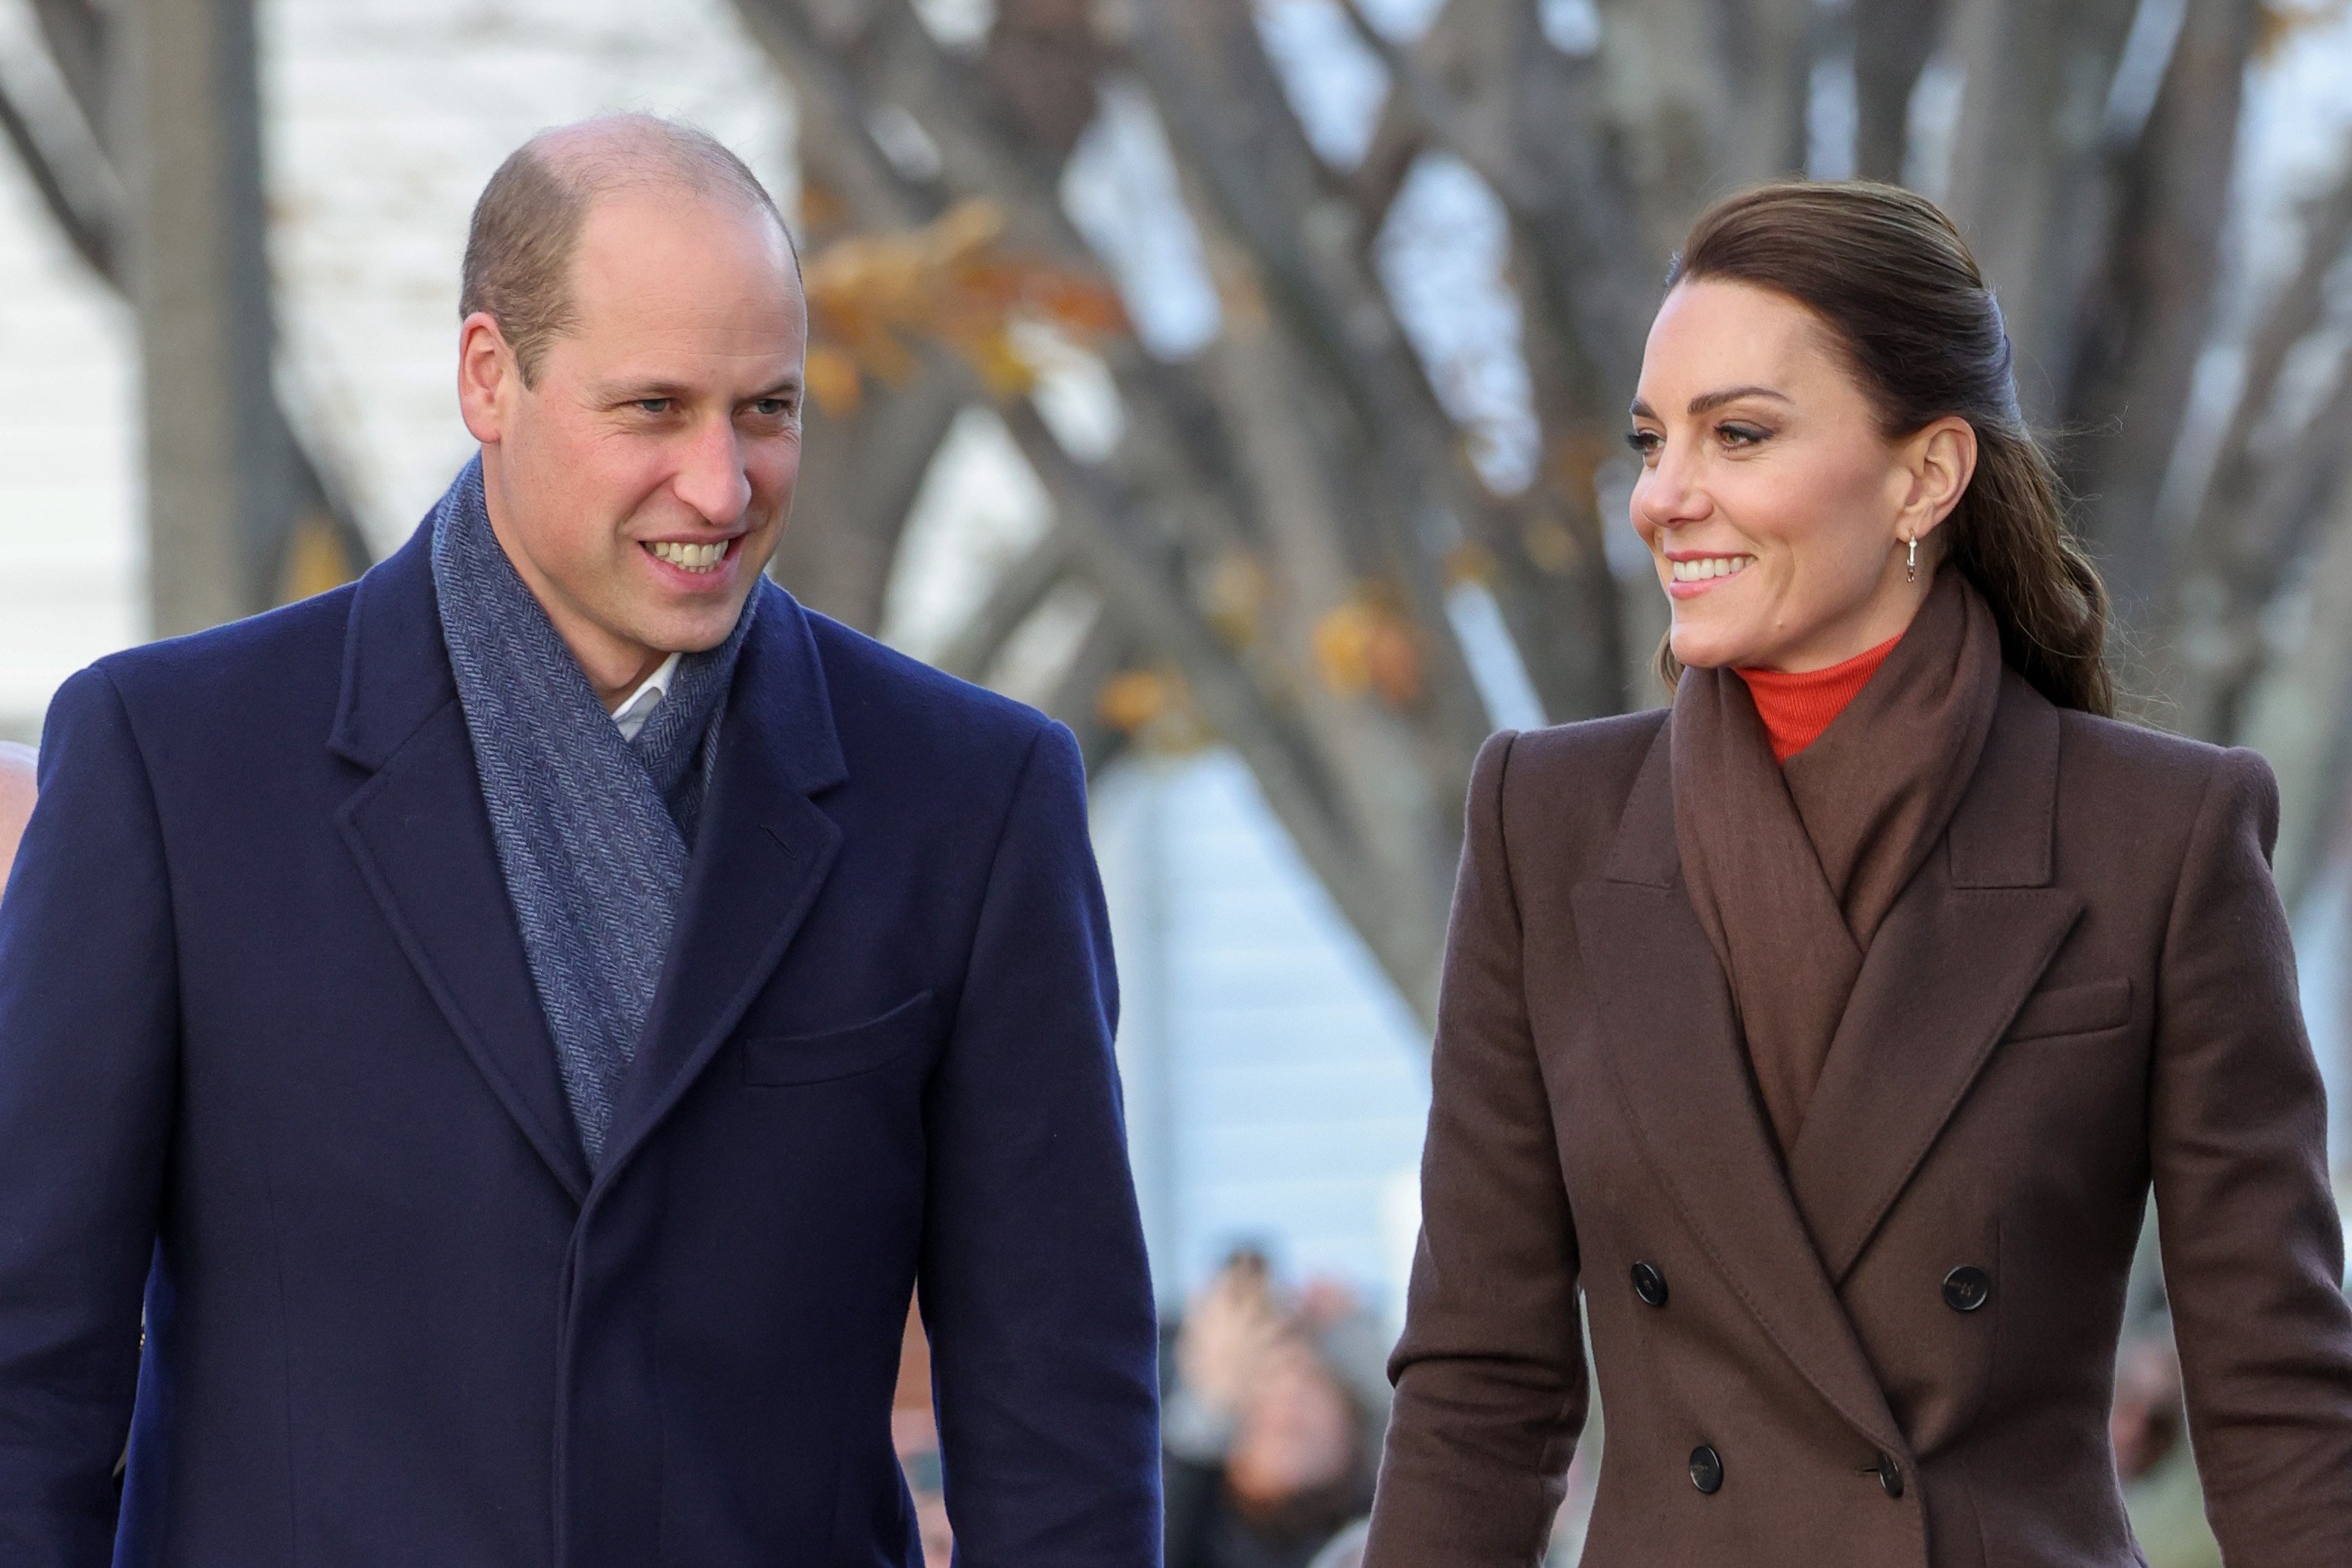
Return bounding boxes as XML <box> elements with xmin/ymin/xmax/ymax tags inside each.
<box><xmin>1670</xmin><ymin>555</ymin><xmax>1753</xmax><ymax>583</ymax></box>
<box><xmin>649</xmin><ymin>540</ymin><xmax>728</xmax><ymax>572</ymax></box>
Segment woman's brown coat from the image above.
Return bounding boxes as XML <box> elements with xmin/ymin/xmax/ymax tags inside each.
<box><xmin>1363</xmin><ymin>674</ymin><xmax>2352</xmax><ymax>1567</ymax></box>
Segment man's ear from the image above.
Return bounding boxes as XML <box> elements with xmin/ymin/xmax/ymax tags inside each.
<box><xmin>458</xmin><ymin>313</ymin><xmax>518</xmax><ymax>445</ymax></box>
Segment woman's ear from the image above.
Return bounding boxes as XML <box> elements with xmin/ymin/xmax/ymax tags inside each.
<box><xmin>1904</xmin><ymin>416</ymin><xmax>1978</xmax><ymax>542</ymax></box>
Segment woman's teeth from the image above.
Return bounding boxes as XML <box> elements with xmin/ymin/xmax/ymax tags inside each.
<box><xmin>1670</xmin><ymin>555</ymin><xmax>1752</xmax><ymax>583</ymax></box>
<box><xmin>649</xmin><ymin>540</ymin><xmax>728</xmax><ymax>573</ymax></box>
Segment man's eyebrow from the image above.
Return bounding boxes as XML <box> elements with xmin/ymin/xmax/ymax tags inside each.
<box><xmin>598</xmin><ymin>377</ymin><xmax>693</xmax><ymax>403</ymax></box>
<box><xmin>596</xmin><ymin>373</ymin><xmax>806</xmax><ymax>402</ymax></box>
<box><xmin>1687</xmin><ymin>385</ymin><xmax>1791</xmax><ymax>416</ymax></box>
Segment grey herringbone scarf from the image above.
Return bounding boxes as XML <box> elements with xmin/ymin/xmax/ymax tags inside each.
<box><xmin>431</xmin><ymin>457</ymin><xmax>756</xmax><ymax>1165</ymax></box>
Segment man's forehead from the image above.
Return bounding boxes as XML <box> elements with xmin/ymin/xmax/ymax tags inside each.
<box><xmin>572</xmin><ymin>186</ymin><xmax>794</xmax><ymax>278</ymax></box>
<box><xmin>567</xmin><ymin>192</ymin><xmax>800</xmax><ymax>313</ymax></box>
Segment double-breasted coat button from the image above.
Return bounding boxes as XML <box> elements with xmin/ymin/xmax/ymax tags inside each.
<box><xmin>1875</xmin><ymin>1453</ymin><xmax>1905</xmax><ymax>1498</ymax></box>
<box><xmin>1942</xmin><ymin>1265</ymin><xmax>1992</xmax><ymax>1313</ymax></box>
<box><xmin>1688</xmin><ymin>1444</ymin><xmax>1724</xmax><ymax>1494</ymax></box>
<box><xmin>1631</xmin><ymin>1262</ymin><xmax>1669</xmax><ymax>1307</ymax></box>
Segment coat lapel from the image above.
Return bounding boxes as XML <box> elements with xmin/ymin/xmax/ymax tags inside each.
<box><xmin>1574</xmin><ymin>725</ymin><xmax>1909</xmax><ymax>1459</ymax></box>
<box><xmin>597</xmin><ymin>583</ymin><xmax>847</xmax><ymax>1188</ymax></box>
<box><xmin>331</xmin><ymin>527</ymin><xmax>593</xmax><ymax>1203</ymax></box>
<box><xmin>1786</xmin><ymin>676</ymin><xmax>2080</xmax><ymax>1282</ymax></box>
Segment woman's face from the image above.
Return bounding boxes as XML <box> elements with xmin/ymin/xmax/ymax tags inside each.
<box><xmin>1627</xmin><ymin>278</ymin><xmax>1974</xmax><ymax>673</ymax></box>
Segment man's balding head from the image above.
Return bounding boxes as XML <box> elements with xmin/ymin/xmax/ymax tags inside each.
<box><xmin>461</xmin><ymin>114</ymin><xmax>797</xmax><ymax>386</ymax></box>
<box><xmin>454</xmin><ymin>115</ymin><xmax>807</xmax><ymax>709</ymax></box>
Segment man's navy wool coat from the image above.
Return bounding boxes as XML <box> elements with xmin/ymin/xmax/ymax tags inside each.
<box><xmin>0</xmin><ymin>522</ymin><xmax>1162</xmax><ymax>1566</ymax></box>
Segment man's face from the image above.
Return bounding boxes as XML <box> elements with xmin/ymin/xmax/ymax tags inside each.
<box><xmin>458</xmin><ymin>186</ymin><xmax>807</xmax><ymax>700</ymax></box>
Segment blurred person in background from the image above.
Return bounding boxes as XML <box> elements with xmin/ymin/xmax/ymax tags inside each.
<box><xmin>0</xmin><ymin>742</ymin><xmax>30</xmax><ymax>891</ymax></box>
<box><xmin>0</xmin><ymin>114</ymin><xmax>1158</xmax><ymax>1566</ymax></box>
<box><xmin>1366</xmin><ymin>181</ymin><xmax>2352</xmax><ymax>1568</ymax></box>
<box><xmin>889</xmin><ymin>1305</ymin><xmax>954</xmax><ymax>1568</ymax></box>
<box><xmin>1165</xmin><ymin>1252</ymin><xmax>1379</xmax><ymax>1568</ymax></box>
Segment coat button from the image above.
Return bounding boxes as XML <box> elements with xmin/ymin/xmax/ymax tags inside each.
<box><xmin>1875</xmin><ymin>1452</ymin><xmax>1905</xmax><ymax>1498</ymax></box>
<box><xmin>1942</xmin><ymin>1265</ymin><xmax>1992</xmax><ymax>1313</ymax></box>
<box><xmin>1688</xmin><ymin>1444</ymin><xmax>1723</xmax><ymax>1494</ymax></box>
<box><xmin>1631</xmin><ymin>1262</ymin><xmax>1669</xmax><ymax>1308</ymax></box>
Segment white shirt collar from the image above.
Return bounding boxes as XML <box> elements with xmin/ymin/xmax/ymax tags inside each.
<box><xmin>610</xmin><ymin>651</ymin><xmax>684</xmax><ymax>743</ymax></box>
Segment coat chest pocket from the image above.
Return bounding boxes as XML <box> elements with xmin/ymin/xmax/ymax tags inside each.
<box><xmin>743</xmin><ymin>990</ymin><xmax>937</xmax><ymax>1086</ymax></box>
<box><xmin>2004</xmin><ymin>978</ymin><xmax>2131</xmax><ymax>1042</ymax></box>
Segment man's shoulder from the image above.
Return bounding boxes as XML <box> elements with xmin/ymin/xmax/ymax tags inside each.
<box><xmin>801</xmin><ymin>606</ymin><xmax>1055</xmax><ymax>768</ymax></box>
<box><xmin>89</xmin><ymin>586</ymin><xmax>359</xmax><ymax>728</ymax></box>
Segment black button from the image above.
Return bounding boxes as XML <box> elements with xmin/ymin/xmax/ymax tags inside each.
<box><xmin>1875</xmin><ymin>1452</ymin><xmax>1905</xmax><ymax>1498</ymax></box>
<box><xmin>1942</xmin><ymin>1265</ymin><xmax>1992</xmax><ymax>1313</ymax></box>
<box><xmin>1689</xmin><ymin>1444</ymin><xmax>1723</xmax><ymax>1494</ymax></box>
<box><xmin>1631</xmin><ymin>1261</ymin><xmax>1669</xmax><ymax>1308</ymax></box>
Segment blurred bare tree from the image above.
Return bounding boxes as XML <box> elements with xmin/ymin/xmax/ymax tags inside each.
<box><xmin>6</xmin><ymin>0</ymin><xmax>2349</xmax><ymax>1018</ymax></box>
<box><xmin>741</xmin><ymin>11</ymin><xmax>2350</xmax><ymax>1557</ymax></box>
<box><xmin>731</xmin><ymin>0</ymin><xmax>2352</xmax><ymax>1020</ymax></box>
<box><xmin>0</xmin><ymin>0</ymin><xmax>372</xmax><ymax>633</ymax></box>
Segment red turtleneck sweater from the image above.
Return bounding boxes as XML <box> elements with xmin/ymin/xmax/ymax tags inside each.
<box><xmin>1734</xmin><ymin>635</ymin><xmax>1902</xmax><ymax>763</ymax></box>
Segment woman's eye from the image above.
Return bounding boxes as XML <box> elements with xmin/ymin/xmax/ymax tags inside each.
<box><xmin>1717</xmin><ymin>423</ymin><xmax>1769</xmax><ymax>447</ymax></box>
<box><xmin>1626</xmin><ymin>429</ymin><xmax>1662</xmax><ymax>460</ymax></box>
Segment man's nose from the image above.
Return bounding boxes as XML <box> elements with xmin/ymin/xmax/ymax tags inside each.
<box><xmin>674</xmin><ymin>415</ymin><xmax>753</xmax><ymax>526</ymax></box>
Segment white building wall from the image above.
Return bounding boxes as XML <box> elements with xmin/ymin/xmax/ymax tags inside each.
<box><xmin>1093</xmin><ymin>750</ymin><xmax>1431</xmax><ymax>1318</ymax></box>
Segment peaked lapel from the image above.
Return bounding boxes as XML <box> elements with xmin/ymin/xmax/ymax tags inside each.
<box><xmin>331</xmin><ymin>526</ymin><xmax>593</xmax><ymax>1203</ymax></box>
<box><xmin>1787</xmin><ymin>675</ymin><xmax>2080</xmax><ymax>1282</ymax></box>
<box><xmin>1572</xmin><ymin>724</ymin><xmax>1908</xmax><ymax>1459</ymax></box>
<box><xmin>596</xmin><ymin>583</ymin><xmax>847</xmax><ymax>1189</ymax></box>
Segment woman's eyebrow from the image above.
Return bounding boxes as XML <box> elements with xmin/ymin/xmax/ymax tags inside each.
<box><xmin>1687</xmin><ymin>385</ymin><xmax>1793</xmax><ymax>416</ymax></box>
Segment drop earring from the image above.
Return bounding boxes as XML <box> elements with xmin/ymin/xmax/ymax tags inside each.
<box><xmin>1905</xmin><ymin>535</ymin><xmax>1918</xmax><ymax>583</ymax></box>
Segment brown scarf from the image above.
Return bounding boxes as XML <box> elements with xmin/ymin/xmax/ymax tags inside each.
<box><xmin>1670</xmin><ymin>570</ymin><xmax>2003</xmax><ymax>1155</ymax></box>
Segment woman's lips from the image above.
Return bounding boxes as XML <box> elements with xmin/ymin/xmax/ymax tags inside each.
<box><xmin>1665</xmin><ymin>553</ymin><xmax>1753</xmax><ymax>599</ymax></box>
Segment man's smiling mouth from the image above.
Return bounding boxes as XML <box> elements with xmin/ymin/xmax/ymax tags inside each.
<box><xmin>646</xmin><ymin>539</ymin><xmax>731</xmax><ymax>573</ymax></box>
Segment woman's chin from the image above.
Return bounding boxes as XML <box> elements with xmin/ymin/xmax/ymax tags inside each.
<box><xmin>1668</xmin><ymin>626</ymin><xmax>1750</xmax><ymax>672</ymax></box>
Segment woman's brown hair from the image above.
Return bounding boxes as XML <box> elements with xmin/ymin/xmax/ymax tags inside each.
<box><xmin>1656</xmin><ymin>181</ymin><xmax>2114</xmax><ymax>715</ymax></box>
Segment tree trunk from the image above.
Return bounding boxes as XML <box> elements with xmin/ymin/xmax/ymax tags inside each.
<box><xmin>118</xmin><ymin>0</ymin><xmax>304</xmax><ymax>636</ymax></box>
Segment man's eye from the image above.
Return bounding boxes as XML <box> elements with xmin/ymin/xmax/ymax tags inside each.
<box><xmin>636</xmin><ymin>397</ymin><xmax>673</xmax><ymax>415</ymax></box>
<box><xmin>750</xmin><ymin>397</ymin><xmax>793</xmax><ymax>419</ymax></box>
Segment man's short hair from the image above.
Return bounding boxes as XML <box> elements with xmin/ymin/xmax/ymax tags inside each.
<box><xmin>459</xmin><ymin>114</ymin><xmax>798</xmax><ymax>386</ymax></box>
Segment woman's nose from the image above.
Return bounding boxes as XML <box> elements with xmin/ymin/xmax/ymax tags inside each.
<box><xmin>1634</xmin><ymin>450</ymin><xmax>1709</xmax><ymax>533</ymax></box>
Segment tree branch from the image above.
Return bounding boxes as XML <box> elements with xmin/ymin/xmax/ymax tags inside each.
<box><xmin>0</xmin><ymin>66</ymin><xmax>112</xmax><ymax>278</ymax></box>
<box><xmin>2061</xmin><ymin>0</ymin><xmax>2264</xmax><ymax>617</ymax></box>
<box><xmin>1000</xmin><ymin>394</ymin><xmax>1450</xmax><ymax>1016</ymax></box>
<box><xmin>773</xmin><ymin>361</ymin><xmax>966</xmax><ymax>632</ymax></box>
<box><xmin>932</xmin><ymin>522</ymin><xmax>1077</xmax><ymax>681</ymax></box>
<box><xmin>1854</xmin><ymin>0</ymin><xmax>1948</xmax><ymax>182</ymax></box>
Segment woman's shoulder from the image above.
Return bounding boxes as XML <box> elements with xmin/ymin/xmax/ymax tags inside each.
<box><xmin>1476</xmin><ymin>709</ymin><xmax>1668</xmax><ymax>870</ymax></box>
<box><xmin>1503</xmin><ymin>707</ymin><xmax>1669</xmax><ymax>781</ymax></box>
<box><xmin>2056</xmin><ymin>707</ymin><xmax>2256</xmax><ymax>806</ymax></box>
<box><xmin>2052</xmin><ymin>707</ymin><xmax>2277</xmax><ymax>863</ymax></box>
